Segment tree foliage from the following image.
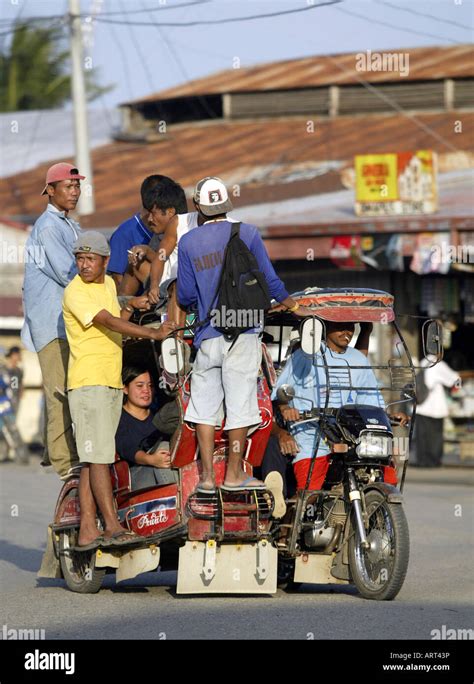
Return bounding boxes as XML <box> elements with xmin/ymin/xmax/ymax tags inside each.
<box><xmin>0</xmin><ymin>22</ymin><xmax>112</xmax><ymax>112</ymax></box>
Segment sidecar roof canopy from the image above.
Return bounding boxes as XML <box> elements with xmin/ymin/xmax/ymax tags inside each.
<box><xmin>284</xmin><ymin>287</ymin><xmax>395</xmax><ymax>323</ymax></box>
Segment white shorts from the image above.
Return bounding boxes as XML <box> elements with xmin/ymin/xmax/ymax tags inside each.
<box><xmin>185</xmin><ymin>334</ymin><xmax>262</xmax><ymax>431</ymax></box>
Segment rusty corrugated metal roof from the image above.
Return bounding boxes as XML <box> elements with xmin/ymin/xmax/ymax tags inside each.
<box><xmin>122</xmin><ymin>45</ymin><xmax>474</xmax><ymax>106</ymax></box>
<box><xmin>1</xmin><ymin>111</ymin><xmax>473</xmax><ymax>228</ymax></box>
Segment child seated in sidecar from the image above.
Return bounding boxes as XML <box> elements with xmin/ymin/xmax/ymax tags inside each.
<box><xmin>115</xmin><ymin>365</ymin><xmax>179</xmax><ymax>490</ymax></box>
<box><xmin>267</xmin><ymin>320</ymin><xmax>407</xmax><ymax>492</ymax></box>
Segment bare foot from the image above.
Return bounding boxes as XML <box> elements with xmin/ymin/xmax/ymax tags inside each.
<box><xmin>103</xmin><ymin>525</ymin><xmax>130</xmax><ymax>540</ymax></box>
<box><xmin>196</xmin><ymin>476</ymin><xmax>216</xmax><ymax>492</ymax></box>
<box><xmin>222</xmin><ymin>473</ymin><xmax>265</xmax><ymax>489</ymax></box>
<box><xmin>78</xmin><ymin>530</ymin><xmax>102</xmax><ymax>547</ymax></box>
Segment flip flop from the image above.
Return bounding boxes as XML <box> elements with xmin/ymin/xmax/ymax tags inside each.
<box><xmin>104</xmin><ymin>531</ymin><xmax>142</xmax><ymax>548</ymax></box>
<box><xmin>220</xmin><ymin>477</ymin><xmax>267</xmax><ymax>492</ymax></box>
<box><xmin>75</xmin><ymin>536</ymin><xmax>107</xmax><ymax>552</ymax></box>
<box><xmin>264</xmin><ymin>472</ymin><xmax>287</xmax><ymax>519</ymax></box>
<box><xmin>195</xmin><ymin>484</ymin><xmax>217</xmax><ymax>494</ymax></box>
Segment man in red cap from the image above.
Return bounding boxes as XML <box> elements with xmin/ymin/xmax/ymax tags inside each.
<box><xmin>22</xmin><ymin>162</ymin><xmax>86</xmax><ymax>479</ymax></box>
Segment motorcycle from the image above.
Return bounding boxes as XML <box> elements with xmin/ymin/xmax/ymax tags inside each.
<box><xmin>39</xmin><ymin>287</ymin><xmax>443</xmax><ymax>599</ymax></box>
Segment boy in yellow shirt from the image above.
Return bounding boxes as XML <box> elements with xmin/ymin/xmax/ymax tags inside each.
<box><xmin>63</xmin><ymin>231</ymin><xmax>175</xmax><ymax>550</ymax></box>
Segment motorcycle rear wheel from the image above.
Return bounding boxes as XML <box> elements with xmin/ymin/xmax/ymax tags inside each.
<box><xmin>348</xmin><ymin>490</ymin><xmax>409</xmax><ymax>601</ymax></box>
<box><xmin>59</xmin><ymin>529</ymin><xmax>106</xmax><ymax>594</ymax></box>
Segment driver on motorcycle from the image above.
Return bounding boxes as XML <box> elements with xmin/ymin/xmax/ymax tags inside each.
<box><xmin>270</xmin><ymin>320</ymin><xmax>408</xmax><ymax>492</ymax></box>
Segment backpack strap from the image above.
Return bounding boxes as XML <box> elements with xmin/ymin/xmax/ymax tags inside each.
<box><xmin>194</xmin><ymin>222</ymin><xmax>241</xmax><ymax>329</ymax></box>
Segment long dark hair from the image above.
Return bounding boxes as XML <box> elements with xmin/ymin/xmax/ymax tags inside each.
<box><xmin>122</xmin><ymin>365</ymin><xmax>151</xmax><ymax>388</ymax></box>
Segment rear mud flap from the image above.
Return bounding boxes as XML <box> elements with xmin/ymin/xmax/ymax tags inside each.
<box><xmin>177</xmin><ymin>540</ymin><xmax>277</xmax><ymax>595</ymax></box>
<box><xmin>37</xmin><ymin>526</ymin><xmax>62</xmax><ymax>579</ymax></box>
<box><xmin>95</xmin><ymin>545</ymin><xmax>160</xmax><ymax>583</ymax></box>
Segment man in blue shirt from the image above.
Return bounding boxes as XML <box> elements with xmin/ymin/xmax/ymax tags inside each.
<box><xmin>110</xmin><ymin>175</ymin><xmax>189</xmax><ymax>298</ymax></box>
<box><xmin>271</xmin><ymin>320</ymin><xmax>407</xmax><ymax>492</ymax></box>
<box><xmin>177</xmin><ymin>177</ymin><xmax>313</xmax><ymax>493</ymax></box>
<box><xmin>107</xmin><ymin>210</ymin><xmax>152</xmax><ymax>288</ymax></box>
<box><xmin>22</xmin><ymin>162</ymin><xmax>85</xmax><ymax>479</ymax></box>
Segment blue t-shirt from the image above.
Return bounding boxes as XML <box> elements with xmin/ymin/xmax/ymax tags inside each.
<box><xmin>272</xmin><ymin>346</ymin><xmax>384</xmax><ymax>463</ymax></box>
<box><xmin>177</xmin><ymin>220</ymin><xmax>289</xmax><ymax>349</ymax></box>
<box><xmin>107</xmin><ymin>213</ymin><xmax>153</xmax><ymax>276</ymax></box>
<box><xmin>115</xmin><ymin>409</ymin><xmax>162</xmax><ymax>465</ymax></box>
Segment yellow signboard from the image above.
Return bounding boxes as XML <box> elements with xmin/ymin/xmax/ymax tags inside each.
<box><xmin>354</xmin><ymin>150</ymin><xmax>438</xmax><ymax>216</ymax></box>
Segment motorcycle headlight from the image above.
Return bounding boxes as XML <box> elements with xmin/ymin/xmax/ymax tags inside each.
<box><xmin>356</xmin><ymin>431</ymin><xmax>392</xmax><ymax>458</ymax></box>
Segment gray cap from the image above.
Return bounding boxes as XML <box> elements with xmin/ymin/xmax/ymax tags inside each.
<box><xmin>193</xmin><ymin>176</ymin><xmax>233</xmax><ymax>217</ymax></box>
<box><xmin>73</xmin><ymin>231</ymin><xmax>110</xmax><ymax>257</ymax></box>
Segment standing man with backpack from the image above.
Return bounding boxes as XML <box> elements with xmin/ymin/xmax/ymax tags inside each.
<box><xmin>177</xmin><ymin>177</ymin><xmax>313</xmax><ymax>493</ymax></box>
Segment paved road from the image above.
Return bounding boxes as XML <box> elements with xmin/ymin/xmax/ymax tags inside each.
<box><xmin>0</xmin><ymin>461</ymin><xmax>472</xmax><ymax>640</ymax></box>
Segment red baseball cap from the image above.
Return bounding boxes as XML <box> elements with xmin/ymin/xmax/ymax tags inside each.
<box><xmin>41</xmin><ymin>162</ymin><xmax>85</xmax><ymax>195</ymax></box>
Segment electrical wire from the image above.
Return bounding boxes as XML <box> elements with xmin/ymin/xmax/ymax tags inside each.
<box><xmin>117</xmin><ymin>0</ymin><xmax>156</xmax><ymax>93</ymax></box>
<box><xmin>91</xmin><ymin>0</ymin><xmax>343</xmax><ymax>28</ymax></box>
<box><xmin>90</xmin><ymin>0</ymin><xmax>212</xmax><ymax>16</ymax></box>
<box><xmin>105</xmin><ymin>17</ymin><xmax>136</xmax><ymax>100</ymax></box>
<box><xmin>334</xmin><ymin>3</ymin><xmax>462</xmax><ymax>45</ymax></box>
<box><xmin>374</xmin><ymin>0</ymin><xmax>473</xmax><ymax>32</ymax></box>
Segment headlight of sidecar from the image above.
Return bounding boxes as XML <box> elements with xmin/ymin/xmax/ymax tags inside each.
<box><xmin>356</xmin><ymin>431</ymin><xmax>392</xmax><ymax>459</ymax></box>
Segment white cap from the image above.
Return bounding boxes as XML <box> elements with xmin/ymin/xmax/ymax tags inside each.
<box><xmin>193</xmin><ymin>176</ymin><xmax>233</xmax><ymax>216</ymax></box>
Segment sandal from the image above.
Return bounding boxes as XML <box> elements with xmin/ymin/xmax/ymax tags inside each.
<box><xmin>75</xmin><ymin>535</ymin><xmax>107</xmax><ymax>552</ymax></box>
<box><xmin>104</xmin><ymin>530</ymin><xmax>142</xmax><ymax>548</ymax></box>
<box><xmin>220</xmin><ymin>477</ymin><xmax>266</xmax><ymax>492</ymax></box>
<box><xmin>195</xmin><ymin>482</ymin><xmax>217</xmax><ymax>494</ymax></box>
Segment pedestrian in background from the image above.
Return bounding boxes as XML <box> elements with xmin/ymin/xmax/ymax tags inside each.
<box><xmin>4</xmin><ymin>346</ymin><xmax>23</xmax><ymax>419</ymax></box>
<box><xmin>415</xmin><ymin>358</ymin><xmax>460</xmax><ymax>467</ymax></box>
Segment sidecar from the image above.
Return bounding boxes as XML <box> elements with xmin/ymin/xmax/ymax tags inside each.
<box><xmin>43</xmin><ymin>323</ymin><xmax>279</xmax><ymax>594</ymax></box>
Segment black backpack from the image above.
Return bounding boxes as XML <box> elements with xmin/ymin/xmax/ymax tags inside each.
<box><xmin>206</xmin><ymin>222</ymin><xmax>272</xmax><ymax>340</ymax></box>
<box><xmin>415</xmin><ymin>369</ymin><xmax>429</xmax><ymax>404</ymax></box>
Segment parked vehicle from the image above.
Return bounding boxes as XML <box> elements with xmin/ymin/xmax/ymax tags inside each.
<box><xmin>40</xmin><ymin>288</ymin><xmax>442</xmax><ymax>599</ymax></box>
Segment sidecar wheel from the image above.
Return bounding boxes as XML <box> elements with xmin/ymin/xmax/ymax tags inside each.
<box><xmin>59</xmin><ymin>530</ymin><xmax>106</xmax><ymax>594</ymax></box>
<box><xmin>348</xmin><ymin>490</ymin><xmax>409</xmax><ymax>601</ymax></box>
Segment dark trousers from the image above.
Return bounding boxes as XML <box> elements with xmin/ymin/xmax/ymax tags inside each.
<box><xmin>256</xmin><ymin>434</ymin><xmax>297</xmax><ymax>498</ymax></box>
<box><xmin>414</xmin><ymin>415</ymin><xmax>444</xmax><ymax>467</ymax></box>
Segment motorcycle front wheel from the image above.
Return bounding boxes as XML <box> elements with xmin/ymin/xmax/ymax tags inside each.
<box><xmin>348</xmin><ymin>490</ymin><xmax>409</xmax><ymax>601</ymax></box>
<box><xmin>59</xmin><ymin>529</ymin><xmax>106</xmax><ymax>594</ymax></box>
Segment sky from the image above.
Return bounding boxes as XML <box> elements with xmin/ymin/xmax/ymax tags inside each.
<box><xmin>0</xmin><ymin>0</ymin><xmax>473</xmax><ymax>109</ymax></box>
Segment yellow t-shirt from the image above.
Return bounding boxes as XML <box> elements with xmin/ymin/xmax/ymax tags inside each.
<box><xmin>63</xmin><ymin>274</ymin><xmax>123</xmax><ymax>389</ymax></box>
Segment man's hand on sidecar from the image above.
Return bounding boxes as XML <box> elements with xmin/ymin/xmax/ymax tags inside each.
<box><xmin>148</xmin><ymin>449</ymin><xmax>172</xmax><ymax>468</ymax></box>
<box><xmin>389</xmin><ymin>411</ymin><xmax>410</xmax><ymax>427</ymax></box>
<box><xmin>280</xmin><ymin>405</ymin><xmax>301</xmax><ymax>423</ymax></box>
<box><xmin>150</xmin><ymin>320</ymin><xmax>177</xmax><ymax>340</ymax></box>
<box><xmin>292</xmin><ymin>305</ymin><xmax>315</xmax><ymax>318</ymax></box>
<box><xmin>277</xmin><ymin>430</ymin><xmax>300</xmax><ymax>457</ymax></box>
<box><xmin>129</xmin><ymin>295</ymin><xmax>151</xmax><ymax>311</ymax></box>
<box><xmin>148</xmin><ymin>286</ymin><xmax>160</xmax><ymax>305</ymax></box>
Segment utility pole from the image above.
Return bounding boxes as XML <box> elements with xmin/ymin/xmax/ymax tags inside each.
<box><xmin>69</xmin><ymin>0</ymin><xmax>95</xmax><ymax>215</ymax></box>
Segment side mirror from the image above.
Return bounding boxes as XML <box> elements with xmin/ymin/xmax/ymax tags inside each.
<box><xmin>300</xmin><ymin>317</ymin><xmax>323</xmax><ymax>356</ymax></box>
<box><xmin>276</xmin><ymin>384</ymin><xmax>295</xmax><ymax>403</ymax></box>
<box><xmin>161</xmin><ymin>337</ymin><xmax>185</xmax><ymax>374</ymax></box>
<box><xmin>422</xmin><ymin>320</ymin><xmax>443</xmax><ymax>361</ymax></box>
